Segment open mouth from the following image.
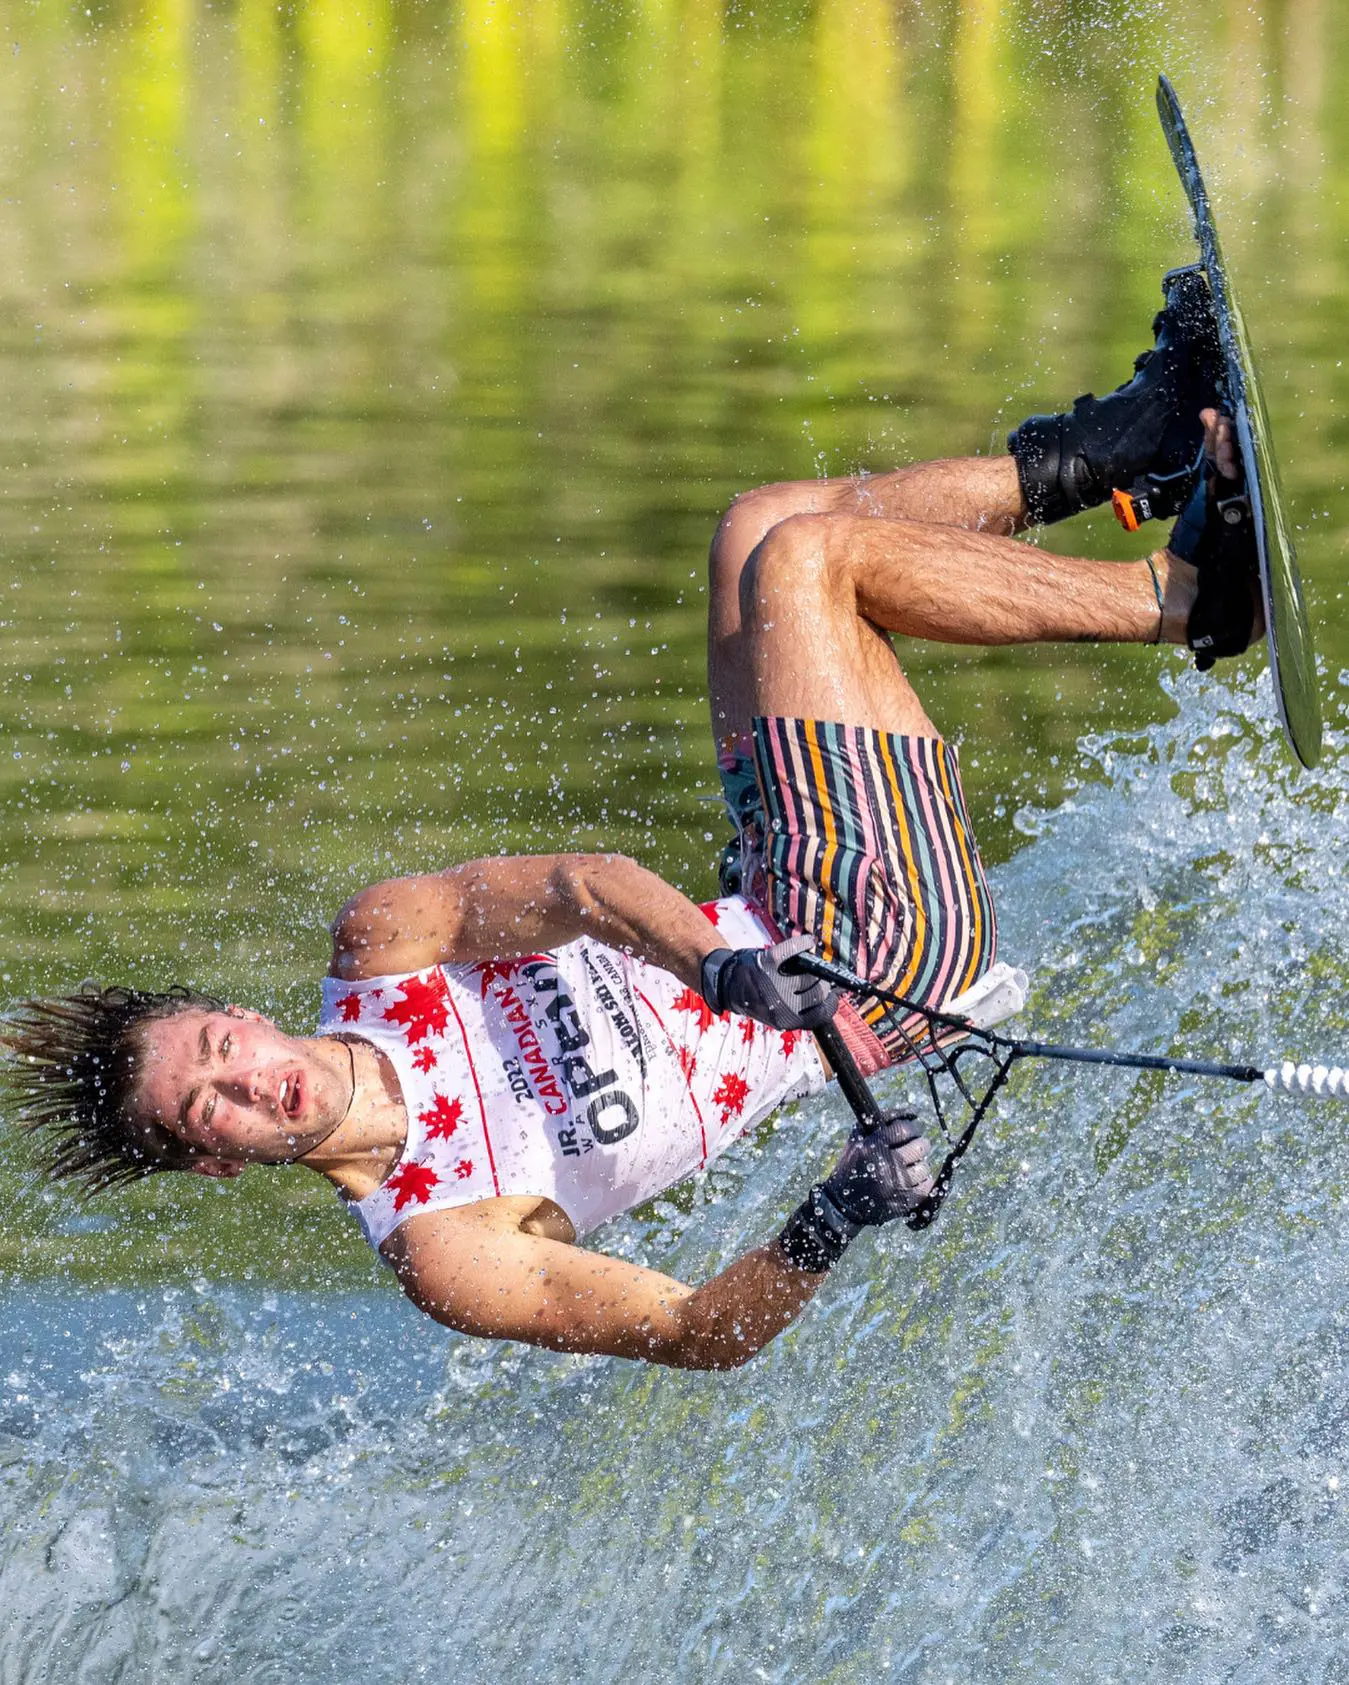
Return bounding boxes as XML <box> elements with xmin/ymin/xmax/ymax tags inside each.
<box><xmin>278</xmin><ymin>1073</ymin><xmax>302</xmax><ymax>1119</ymax></box>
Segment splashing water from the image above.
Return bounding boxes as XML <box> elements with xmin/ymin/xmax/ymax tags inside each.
<box><xmin>4</xmin><ymin>667</ymin><xmax>1349</xmax><ymax>1683</ymax></box>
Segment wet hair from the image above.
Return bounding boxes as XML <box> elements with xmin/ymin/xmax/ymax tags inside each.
<box><xmin>0</xmin><ymin>983</ymin><xmax>227</xmax><ymax>1193</ymax></box>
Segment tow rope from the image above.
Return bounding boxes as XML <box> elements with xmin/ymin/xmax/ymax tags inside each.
<box><xmin>788</xmin><ymin>952</ymin><xmax>1344</xmax><ymax>1230</ymax></box>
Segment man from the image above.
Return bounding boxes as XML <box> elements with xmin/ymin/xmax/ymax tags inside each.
<box><xmin>2</xmin><ymin>272</ymin><xmax>1256</xmax><ymax>1370</ymax></box>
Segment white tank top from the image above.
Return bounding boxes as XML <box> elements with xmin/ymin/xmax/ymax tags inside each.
<box><xmin>318</xmin><ymin>896</ymin><xmax>826</xmax><ymax>1249</ymax></box>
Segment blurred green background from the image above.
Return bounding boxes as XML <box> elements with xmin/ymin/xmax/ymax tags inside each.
<box><xmin>0</xmin><ymin>0</ymin><xmax>1342</xmax><ymax>1280</ymax></box>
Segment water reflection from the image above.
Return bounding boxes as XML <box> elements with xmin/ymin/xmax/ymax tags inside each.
<box><xmin>0</xmin><ymin>0</ymin><xmax>1342</xmax><ymax>1281</ymax></box>
<box><xmin>5</xmin><ymin>5</ymin><xmax>1349</xmax><ymax>1680</ymax></box>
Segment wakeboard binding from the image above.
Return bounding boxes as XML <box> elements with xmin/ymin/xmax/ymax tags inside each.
<box><xmin>1008</xmin><ymin>263</ymin><xmax>1222</xmax><ymax>529</ymax></box>
<box><xmin>1168</xmin><ymin>458</ymin><xmax>1262</xmax><ymax>671</ymax></box>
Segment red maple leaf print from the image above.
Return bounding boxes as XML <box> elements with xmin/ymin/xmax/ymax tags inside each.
<box><xmin>699</xmin><ymin>901</ymin><xmax>722</xmax><ymax>926</ymax></box>
<box><xmin>739</xmin><ymin>1017</ymin><xmax>756</xmax><ymax>1045</ymax></box>
<box><xmin>420</xmin><ymin>1093</ymin><xmax>463</xmax><ymax>1140</ymax></box>
<box><xmin>475</xmin><ymin>955</ymin><xmax>548</xmax><ymax>998</ymax></box>
<box><xmin>383</xmin><ymin>970</ymin><xmax>451</xmax><ymax>1045</ymax></box>
<box><xmin>412</xmin><ymin>1046</ymin><xmax>438</xmax><ymax>1073</ymax></box>
<box><xmin>336</xmin><ymin>992</ymin><xmax>363</xmax><ymax>1024</ymax></box>
<box><xmin>672</xmin><ymin>987</ymin><xmax>716</xmax><ymax>1034</ymax></box>
<box><xmin>453</xmin><ymin>1158</ymin><xmax>474</xmax><ymax>1181</ymax></box>
<box><xmin>677</xmin><ymin>1045</ymin><xmax>698</xmax><ymax>1080</ymax></box>
<box><xmin>780</xmin><ymin>1028</ymin><xmax>801</xmax><ymax>1058</ymax></box>
<box><xmin>387</xmin><ymin>1161</ymin><xmax>439</xmax><ymax>1212</ymax></box>
<box><xmin>712</xmin><ymin>1071</ymin><xmax>751</xmax><ymax>1124</ymax></box>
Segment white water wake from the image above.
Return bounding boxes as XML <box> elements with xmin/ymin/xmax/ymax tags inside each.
<box><xmin>4</xmin><ymin>666</ymin><xmax>1349</xmax><ymax>1683</ymax></box>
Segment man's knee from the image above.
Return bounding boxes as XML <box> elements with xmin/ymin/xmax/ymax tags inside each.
<box><xmin>710</xmin><ymin>483</ymin><xmax>824</xmax><ymax>591</ymax></box>
<box><xmin>741</xmin><ymin>512</ymin><xmax>842</xmax><ymax>617</ymax></box>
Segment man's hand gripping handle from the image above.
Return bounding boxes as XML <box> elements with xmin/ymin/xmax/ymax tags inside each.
<box><xmin>699</xmin><ymin>933</ymin><xmax>840</xmax><ymax>1031</ymax></box>
<box><xmin>769</xmin><ymin>946</ymin><xmax>936</xmax><ymax>1271</ymax></box>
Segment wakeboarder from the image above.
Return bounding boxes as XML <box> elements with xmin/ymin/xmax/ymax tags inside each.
<box><xmin>3</xmin><ymin>285</ymin><xmax>1262</xmax><ymax>1369</ymax></box>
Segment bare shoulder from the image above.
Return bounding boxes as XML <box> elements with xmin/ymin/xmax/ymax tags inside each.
<box><xmin>379</xmin><ymin>1205</ymin><xmax>515</xmax><ymax>1333</ymax></box>
<box><xmin>381</xmin><ymin>1195</ymin><xmax>575</xmax><ymax>1267</ymax></box>
<box><xmin>327</xmin><ymin>853</ymin><xmax>631</xmax><ymax>981</ymax></box>
<box><xmin>329</xmin><ymin>872</ymin><xmax>465</xmax><ymax>980</ymax></box>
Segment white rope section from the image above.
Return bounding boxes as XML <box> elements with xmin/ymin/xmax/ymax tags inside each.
<box><xmin>1265</xmin><ymin>1062</ymin><xmax>1349</xmax><ymax>1097</ymax></box>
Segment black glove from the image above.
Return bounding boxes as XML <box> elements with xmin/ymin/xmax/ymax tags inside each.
<box><xmin>822</xmin><ymin>1112</ymin><xmax>933</xmax><ymax>1226</ymax></box>
<box><xmin>700</xmin><ymin>933</ymin><xmax>839</xmax><ymax>1031</ymax></box>
<box><xmin>776</xmin><ymin>1111</ymin><xmax>934</xmax><ymax>1273</ymax></box>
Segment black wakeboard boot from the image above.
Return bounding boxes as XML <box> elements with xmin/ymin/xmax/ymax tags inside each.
<box><xmin>1167</xmin><ymin>458</ymin><xmax>1263</xmax><ymax>672</ymax></box>
<box><xmin>1008</xmin><ymin>265</ymin><xmax>1223</xmax><ymax>527</ymax></box>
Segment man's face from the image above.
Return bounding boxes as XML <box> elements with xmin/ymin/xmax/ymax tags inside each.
<box><xmin>131</xmin><ymin>1009</ymin><xmax>351</xmax><ymax>1171</ymax></box>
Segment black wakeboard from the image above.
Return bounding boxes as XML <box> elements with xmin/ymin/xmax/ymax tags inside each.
<box><xmin>1156</xmin><ymin>74</ymin><xmax>1322</xmax><ymax>769</ymax></box>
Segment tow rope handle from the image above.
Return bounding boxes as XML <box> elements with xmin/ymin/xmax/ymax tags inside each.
<box><xmin>811</xmin><ymin>1016</ymin><xmax>940</xmax><ymax>1232</ymax></box>
<box><xmin>811</xmin><ymin>1017</ymin><xmax>889</xmax><ymax>1134</ymax></box>
<box><xmin>794</xmin><ymin>950</ymin><xmax>1349</xmax><ymax>1235</ymax></box>
<box><xmin>795</xmin><ymin>956</ymin><xmax>1034</xmax><ymax>1232</ymax></box>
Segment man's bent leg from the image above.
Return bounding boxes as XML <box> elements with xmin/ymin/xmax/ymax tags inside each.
<box><xmin>736</xmin><ymin>513</ymin><xmax>1191</xmax><ymax>738</ymax></box>
<box><xmin>720</xmin><ymin>511</ymin><xmax>1173</xmax><ymax>1064</ymax></box>
<box><xmin>707</xmin><ymin>485</ymin><xmax>1191</xmax><ymax>923</ymax></box>
<box><xmin>708</xmin><ymin>414</ymin><xmax>1214</xmax><ymax>1066</ymax></box>
<box><xmin>708</xmin><ymin>456</ymin><xmax>1028</xmax><ymax>746</ymax></box>
<box><xmin>726</xmin><ymin>518</ymin><xmax>1016</xmax><ymax>1063</ymax></box>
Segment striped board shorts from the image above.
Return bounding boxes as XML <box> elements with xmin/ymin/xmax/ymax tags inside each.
<box><xmin>718</xmin><ymin>716</ymin><xmax>997</xmax><ymax>1073</ymax></box>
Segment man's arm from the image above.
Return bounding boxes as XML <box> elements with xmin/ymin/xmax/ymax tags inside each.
<box><xmin>381</xmin><ymin>1201</ymin><xmax>828</xmax><ymax>1371</ymax></box>
<box><xmin>330</xmin><ymin>853</ymin><xmax>722</xmax><ymax>987</ymax></box>
<box><xmin>382</xmin><ymin>1109</ymin><xmax>934</xmax><ymax>1371</ymax></box>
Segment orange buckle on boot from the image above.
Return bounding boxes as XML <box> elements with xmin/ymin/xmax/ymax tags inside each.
<box><xmin>1112</xmin><ymin>487</ymin><xmax>1142</xmax><ymax>532</ymax></box>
